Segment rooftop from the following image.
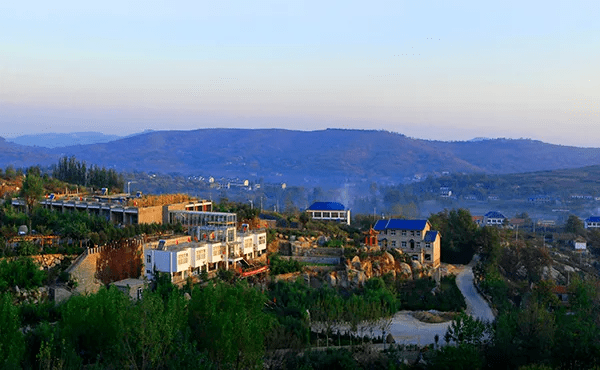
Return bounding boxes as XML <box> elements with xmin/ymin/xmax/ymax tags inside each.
<box><xmin>424</xmin><ymin>231</ymin><xmax>439</xmax><ymax>242</ymax></box>
<box><xmin>485</xmin><ymin>211</ymin><xmax>506</xmax><ymax>219</ymax></box>
<box><xmin>307</xmin><ymin>202</ymin><xmax>347</xmax><ymax>211</ymax></box>
<box><xmin>373</xmin><ymin>219</ymin><xmax>429</xmax><ymax>231</ymax></box>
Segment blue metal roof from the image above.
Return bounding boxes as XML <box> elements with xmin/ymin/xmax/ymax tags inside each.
<box><xmin>373</xmin><ymin>219</ymin><xmax>428</xmax><ymax>231</ymax></box>
<box><xmin>484</xmin><ymin>211</ymin><xmax>506</xmax><ymax>219</ymax></box>
<box><xmin>424</xmin><ymin>231</ymin><xmax>439</xmax><ymax>242</ymax></box>
<box><xmin>586</xmin><ymin>216</ymin><xmax>600</xmax><ymax>223</ymax></box>
<box><xmin>307</xmin><ymin>202</ymin><xmax>346</xmax><ymax>211</ymax></box>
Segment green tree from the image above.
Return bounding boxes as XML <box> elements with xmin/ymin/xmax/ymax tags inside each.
<box><xmin>188</xmin><ymin>282</ymin><xmax>274</xmax><ymax>369</ymax></box>
<box><xmin>444</xmin><ymin>312</ymin><xmax>489</xmax><ymax>346</ymax></box>
<box><xmin>20</xmin><ymin>173</ymin><xmax>45</xmax><ymax>215</ymax></box>
<box><xmin>564</xmin><ymin>214</ymin><xmax>585</xmax><ymax>235</ymax></box>
<box><xmin>0</xmin><ymin>293</ymin><xmax>25</xmax><ymax>368</ymax></box>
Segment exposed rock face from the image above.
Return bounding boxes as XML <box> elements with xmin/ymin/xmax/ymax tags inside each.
<box><xmin>351</xmin><ymin>256</ymin><xmax>362</xmax><ymax>270</ymax></box>
<box><xmin>326</xmin><ymin>272</ymin><xmax>338</xmax><ymax>287</ymax></box>
<box><xmin>383</xmin><ymin>251</ymin><xmax>395</xmax><ymax>265</ymax></box>
<box><xmin>398</xmin><ymin>262</ymin><xmax>413</xmax><ymax>279</ymax></box>
<box><xmin>411</xmin><ymin>260</ymin><xmax>423</xmax><ymax>278</ymax></box>
<box><xmin>360</xmin><ymin>260</ymin><xmax>373</xmax><ymax>278</ymax></box>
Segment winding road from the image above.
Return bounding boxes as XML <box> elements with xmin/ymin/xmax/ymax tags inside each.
<box><xmin>386</xmin><ymin>256</ymin><xmax>495</xmax><ymax>345</ymax></box>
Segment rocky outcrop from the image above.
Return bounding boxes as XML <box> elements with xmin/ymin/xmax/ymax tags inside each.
<box><xmin>398</xmin><ymin>262</ymin><xmax>413</xmax><ymax>279</ymax></box>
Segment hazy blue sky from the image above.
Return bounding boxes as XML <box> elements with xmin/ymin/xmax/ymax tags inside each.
<box><xmin>1</xmin><ymin>1</ymin><xmax>599</xmax><ymax>146</ymax></box>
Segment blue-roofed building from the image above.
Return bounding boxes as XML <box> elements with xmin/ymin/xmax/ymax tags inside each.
<box><xmin>483</xmin><ymin>211</ymin><xmax>506</xmax><ymax>227</ymax></box>
<box><xmin>306</xmin><ymin>202</ymin><xmax>351</xmax><ymax>225</ymax></box>
<box><xmin>585</xmin><ymin>216</ymin><xmax>600</xmax><ymax>229</ymax></box>
<box><xmin>373</xmin><ymin>219</ymin><xmax>441</xmax><ymax>267</ymax></box>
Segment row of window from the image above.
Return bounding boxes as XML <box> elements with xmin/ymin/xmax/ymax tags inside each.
<box><xmin>311</xmin><ymin>211</ymin><xmax>347</xmax><ymax>219</ymax></box>
<box><xmin>386</xmin><ymin>230</ymin><xmax>421</xmax><ymax>237</ymax></box>
<box><xmin>389</xmin><ymin>241</ymin><xmax>432</xmax><ymax>248</ymax></box>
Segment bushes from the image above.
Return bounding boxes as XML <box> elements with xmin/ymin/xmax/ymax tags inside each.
<box><xmin>0</xmin><ymin>257</ymin><xmax>46</xmax><ymax>293</ymax></box>
<box><xmin>269</xmin><ymin>253</ymin><xmax>303</xmax><ymax>275</ymax></box>
<box><xmin>397</xmin><ymin>275</ymin><xmax>466</xmax><ymax>312</ymax></box>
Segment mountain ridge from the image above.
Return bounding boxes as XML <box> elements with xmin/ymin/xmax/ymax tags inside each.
<box><xmin>1</xmin><ymin>128</ymin><xmax>599</xmax><ymax>187</ymax></box>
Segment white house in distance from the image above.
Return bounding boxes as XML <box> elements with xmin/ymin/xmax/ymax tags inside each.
<box><xmin>573</xmin><ymin>237</ymin><xmax>587</xmax><ymax>251</ymax></box>
<box><xmin>306</xmin><ymin>202</ymin><xmax>351</xmax><ymax>225</ymax></box>
<box><xmin>585</xmin><ymin>216</ymin><xmax>600</xmax><ymax>229</ymax></box>
<box><xmin>483</xmin><ymin>211</ymin><xmax>506</xmax><ymax>226</ymax></box>
<box><xmin>143</xmin><ymin>211</ymin><xmax>267</xmax><ymax>283</ymax></box>
<box><xmin>373</xmin><ymin>219</ymin><xmax>441</xmax><ymax>268</ymax></box>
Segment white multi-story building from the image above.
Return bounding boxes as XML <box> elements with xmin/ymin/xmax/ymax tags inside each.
<box><xmin>144</xmin><ymin>211</ymin><xmax>267</xmax><ymax>283</ymax></box>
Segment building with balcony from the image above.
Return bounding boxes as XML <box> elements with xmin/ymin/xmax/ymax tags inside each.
<box><xmin>143</xmin><ymin>211</ymin><xmax>267</xmax><ymax>283</ymax></box>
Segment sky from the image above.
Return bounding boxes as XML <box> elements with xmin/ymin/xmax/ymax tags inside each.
<box><xmin>1</xmin><ymin>1</ymin><xmax>599</xmax><ymax>146</ymax></box>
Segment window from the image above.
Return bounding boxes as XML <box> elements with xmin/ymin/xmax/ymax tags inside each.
<box><xmin>425</xmin><ymin>254</ymin><xmax>431</xmax><ymax>261</ymax></box>
<box><xmin>146</xmin><ymin>254</ymin><xmax>152</xmax><ymax>263</ymax></box>
<box><xmin>244</xmin><ymin>239</ymin><xmax>252</xmax><ymax>249</ymax></box>
<box><xmin>416</xmin><ymin>231</ymin><xmax>421</xmax><ymax>237</ymax></box>
<box><xmin>412</xmin><ymin>255</ymin><xmax>419</xmax><ymax>261</ymax></box>
<box><xmin>177</xmin><ymin>253</ymin><xmax>189</xmax><ymax>265</ymax></box>
<box><xmin>146</xmin><ymin>269</ymin><xmax>151</xmax><ymax>274</ymax></box>
<box><xmin>137</xmin><ymin>287</ymin><xmax>143</xmax><ymax>300</ymax></box>
<box><xmin>426</xmin><ymin>243</ymin><xmax>431</xmax><ymax>248</ymax></box>
<box><xmin>196</xmin><ymin>249</ymin><xmax>206</xmax><ymax>260</ymax></box>
<box><xmin>323</xmin><ymin>212</ymin><xmax>330</xmax><ymax>218</ymax></box>
<box><xmin>416</xmin><ymin>242</ymin><xmax>421</xmax><ymax>248</ymax></box>
<box><xmin>259</xmin><ymin>235</ymin><xmax>266</xmax><ymax>245</ymax></box>
<box><xmin>390</xmin><ymin>230</ymin><xmax>396</xmax><ymax>235</ymax></box>
<box><xmin>391</xmin><ymin>241</ymin><xmax>396</xmax><ymax>247</ymax></box>
<box><xmin>213</xmin><ymin>247</ymin><xmax>220</xmax><ymax>256</ymax></box>
<box><xmin>331</xmin><ymin>212</ymin><xmax>338</xmax><ymax>218</ymax></box>
<box><xmin>411</xmin><ymin>231</ymin><xmax>415</xmax><ymax>236</ymax></box>
<box><xmin>402</xmin><ymin>230</ymin><xmax>407</xmax><ymax>236</ymax></box>
<box><xmin>314</xmin><ymin>212</ymin><xmax>322</xmax><ymax>218</ymax></box>
<box><xmin>401</xmin><ymin>241</ymin><xmax>407</xmax><ymax>248</ymax></box>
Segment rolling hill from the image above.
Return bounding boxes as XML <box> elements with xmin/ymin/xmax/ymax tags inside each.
<box><xmin>2</xmin><ymin>128</ymin><xmax>600</xmax><ymax>187</ymax></box>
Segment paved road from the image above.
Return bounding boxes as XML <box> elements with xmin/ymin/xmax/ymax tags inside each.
<box><xmin>385</xmin><ymin>257</ymin><xmax>495</xmax><ymax>345</ymax></box>
<box><xmin>455</xmin><ymin>257</ymin><xmax>495</xmax><ymax>322</ymax></box>
<box><xmin>387</xmin><ymin>311</ymin><xmax>451</xmax><ymax>346</ymax></box>
<box><xmin>313</xmin><ymin>258</ymin><xmax>496</xmax><ymax>346</ymax></box>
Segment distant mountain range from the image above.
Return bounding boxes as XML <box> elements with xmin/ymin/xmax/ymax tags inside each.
<box><xmin>7</xmin><ymin>132</ymin><xmax>122</xmax><ymax>148</ymax></box>
<box><xmin>3</xmin><ymin>128</ymin><xmax>600</xmax><ymax>187</ymax></box>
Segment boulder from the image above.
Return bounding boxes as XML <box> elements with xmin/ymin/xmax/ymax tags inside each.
<box><xmin>351</xmin><ymin>270</ymin><xmax>367</xmax><ymax>288</ymax></box>
<box><xmin>369</xmin><ymin>245</ymin><xmax>381</xmax><ymax>252</ymax></box>
<box><xmin>386</xmin><ymin>333</ymin><xmax>396</xmax><ymax>343</ymax></box>
<box><xmin>411</xmin><ymin>260</ymin><xmax>422</xmax><ymax>271</ymax></box>
<box><xmin>317</xmin><ymin>236</ymin><xmax>329</xmax><ymax>246</ymax></box>
<box><xmin>398</xmin><ymin>263</ymin><xmax>413</xmax><ymax>279</ymax></box>
<box><xmin>298</xmin><ymin>236</ymin><xmax>306</xmax><ymax>242</ymax></box>
<box><xmin>326</xmin><ymin>272</ymin><xmax>337</xmax><ymax>287</ymax></box>
<box><xmin>383</xmin><ymin>251</ymin><xmax>395</xmax><ymax>265</ymax></box>
<box><xmin>351</xmin><ymin>256</ymin><xmax>362</xmax><ymax>270</ymax></box>
<box><xmin>361</xmin><ymin>260</ymin><xmax>373</xmax><ymax>278</ymax></box>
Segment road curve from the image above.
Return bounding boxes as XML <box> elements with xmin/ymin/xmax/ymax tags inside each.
<box><xmin>385</xmin><ymin>257</ymin><xmax>495</xmax><ymax>345</ymax></box>
<box><xmin>455</xmin><ymin>257</ymin><xmax>495</xmax><ymax>322</ymax></box>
